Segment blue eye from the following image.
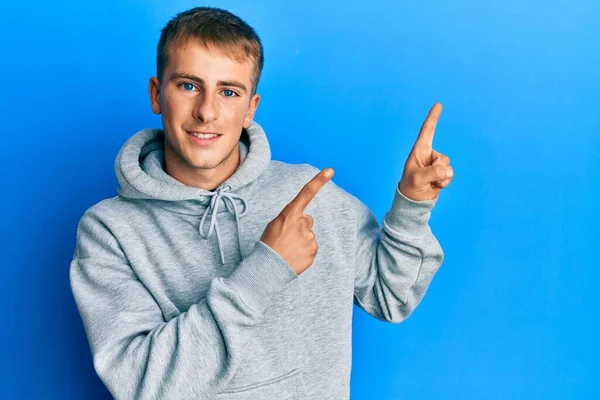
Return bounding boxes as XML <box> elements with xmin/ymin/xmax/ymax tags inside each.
<box><xmin>182</xmin><ymin>82</ymin><xmax>195</xmax><ymax>91</ymax></box>
<box><xmin>223</xmin><ymin>89</ymin><xmax>237</xmax><ymax>97</ymax></box>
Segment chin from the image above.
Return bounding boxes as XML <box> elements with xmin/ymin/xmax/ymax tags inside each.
<box><xmin>185</xmin><ymin>154</ymin><xmax>220</xmax><ymax>170</ymax></box>
<box><xmin>191</xmin><ymin>163</ymin><xmax>218</xmax><ymax>170</ymax></box>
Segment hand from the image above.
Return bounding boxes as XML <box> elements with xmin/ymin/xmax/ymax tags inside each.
<box><xmin>398</xmin><ymin>102</ymin><xmax>454</xmax><ymax>201</ymax></box>
<box><xmin>260</xmin><ymin>168</ymin><xmax>334</xmax><ymax>275</ymax></box>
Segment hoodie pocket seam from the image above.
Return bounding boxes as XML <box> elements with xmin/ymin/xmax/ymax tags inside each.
<box><xmin>216</xmin><ymin>368</ymin><xmax>302</xmax><ymax>396</ymax></box>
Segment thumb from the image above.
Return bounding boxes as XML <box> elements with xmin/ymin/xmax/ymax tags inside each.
<box><xmin>420</xmin><ymin>164</ymin><xmax>453</xmax><ymax>184</ymax></box>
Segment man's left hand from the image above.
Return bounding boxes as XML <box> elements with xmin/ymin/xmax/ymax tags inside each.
<box><xmin>398</xmin><ymin>102</ymin><xmax>454</xmax><ymax>201</ymax></box>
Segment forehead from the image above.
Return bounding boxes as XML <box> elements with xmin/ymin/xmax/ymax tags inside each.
<box><xmin>165</xmin><ymin>41</ymin><xmax>254</xmax><ymax>83</ymax></box>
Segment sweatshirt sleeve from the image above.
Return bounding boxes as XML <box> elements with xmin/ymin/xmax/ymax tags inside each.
<box><xmin>69</xmin><ymin>208</ymin><xmax>297</xmax><ymax>400</ymax></box>
<box><xmin>352</xmin><ymin>184</ymin><xmax>445</xmax><ymax>323</ymax></box>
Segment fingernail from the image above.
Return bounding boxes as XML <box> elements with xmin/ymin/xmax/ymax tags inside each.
<box><xmin>324</xmin><ymin>168</ymin><xmax>333</xmax><ymax>178</ymax></box>
<box><xmin>446</xmin><ymin>168</ymin><xmax>454</xmax><ymax>178</ymax></box>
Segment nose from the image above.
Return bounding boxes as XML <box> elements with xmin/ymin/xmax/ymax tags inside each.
<box><xmin>194</xmin><ymin>92</ymin><xmax>219</xmax><ymax>123</ymax></box>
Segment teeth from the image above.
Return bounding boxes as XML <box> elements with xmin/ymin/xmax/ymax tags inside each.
<box><xmin>191</xmin><ymin>132</ymin><xmax>219</xmax><ymax>139</ymax></box>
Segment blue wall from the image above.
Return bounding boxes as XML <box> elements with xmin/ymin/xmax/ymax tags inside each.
<box><xmin>2</xmin><ymin>0</ymin><xmax>598</xmax><ymax>398</ymax></box>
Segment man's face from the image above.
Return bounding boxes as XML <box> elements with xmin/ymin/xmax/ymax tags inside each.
<box><xmin>149</xmin><ymin>42</ymin><xmax>260</xmax><ymax>172</ymax></box>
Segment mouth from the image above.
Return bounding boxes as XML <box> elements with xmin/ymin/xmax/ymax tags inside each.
<box><xmin>186</xmin><ymin>131</ymin><xmax>222</xmax><ymax>147</ymax></box>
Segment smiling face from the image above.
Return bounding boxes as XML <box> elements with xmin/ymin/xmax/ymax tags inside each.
<box><xmin>148</xmin><ymin>41</ymin><xmax>260</xmax><ymax>190</ymax></box>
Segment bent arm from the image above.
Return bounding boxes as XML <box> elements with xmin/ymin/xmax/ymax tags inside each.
<box><xmin>352</xmin><ymin>184</ymin><xmax>444</xmax><ymax>323</ymax></box>
<box><xmin>70</xmin><ymin>210</ymin><xmax>296</xmax><ymax>399</ymax></box>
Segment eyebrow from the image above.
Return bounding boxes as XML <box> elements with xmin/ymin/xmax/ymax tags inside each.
<box><xmin>169</xmin><ymin>72</ymin><xmax>248</xmax><ymax>93</ymax></box>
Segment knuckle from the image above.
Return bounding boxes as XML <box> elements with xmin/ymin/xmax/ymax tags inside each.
<box><xmin>436</xmin><ymin>165</ymin><xmax>447</xmax><ymax>177</ymax></box>
<box><xmin>300</xmin><ymin>217</ymin><xmax>310</xmax><ymax>230</ymax></box>
<box><xmin>310</xmin><ymin>240</ymin><xmax>318</xmax><ymax>253</ymax></box>
<box><xmin>303</xmin><ymin>185</ymin><xmax>315</xmax><ymax>198</ymax></box>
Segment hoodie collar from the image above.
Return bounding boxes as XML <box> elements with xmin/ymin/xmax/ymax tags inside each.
<box><xmin>114</xmin><ymin>121</ymin><xmax>271</xmax><ymax>264</ymax></box>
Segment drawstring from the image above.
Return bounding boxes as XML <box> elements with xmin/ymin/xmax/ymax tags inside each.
<box><xmin>198</xmin><ymin>185</ymin><xmax>248</xmax><ymax>264</ymax></box>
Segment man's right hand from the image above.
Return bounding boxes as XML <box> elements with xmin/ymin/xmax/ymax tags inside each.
<box><xmin>260</xmin><ymin>168</ymin><xmax>334</xmax><ymax>275</ymax></box>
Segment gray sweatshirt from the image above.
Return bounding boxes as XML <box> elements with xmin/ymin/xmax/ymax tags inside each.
<box><xmin>69</xmin><ymin>121</ymin><xmax>444</xmax><ymax>399</ymax></box>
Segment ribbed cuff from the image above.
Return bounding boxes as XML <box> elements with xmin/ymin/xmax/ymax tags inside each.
<box><xmin>382</xmin><ymin>184</ymin><xmax>438</xmax><ymax>237</ymax></box>
<box><xmin>225</xmin><ymin>240</ymin><xmax>298</xmax><ymax>313</ymax></box>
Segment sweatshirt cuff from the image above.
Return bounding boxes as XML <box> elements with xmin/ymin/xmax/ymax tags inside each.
<box><xmin>225</xmin><ymin>240</ymin><xmax>298</xmax><ymax>313</ymax></box>
<box><xmin>382</xmin><ymin>184</ymin><xmax>438</xmax><ymax>237</ymax></box>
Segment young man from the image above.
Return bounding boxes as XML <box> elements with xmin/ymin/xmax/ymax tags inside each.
<box><xmin>69</xmin><ymin>6</ymin><xmax>454</xmax><ymax>400</ymax></box>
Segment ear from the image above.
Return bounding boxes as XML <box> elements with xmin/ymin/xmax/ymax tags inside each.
<box><xmin>148</xmin><ymin>77</ymin><xmax>162</xmax><ymax>115</ymax></box>
<box><xmin>243</xmin><ymin>93</ymin><xmax>261</xmax><ymax>128</ymax></box>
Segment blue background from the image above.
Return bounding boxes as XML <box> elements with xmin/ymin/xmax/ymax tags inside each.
<box><xmin>2</xmin><ymin>0</ymin><xmax>598</xmax><ymax>398</ymax></box>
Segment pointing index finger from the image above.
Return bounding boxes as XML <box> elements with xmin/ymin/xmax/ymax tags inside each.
<box><xmin>414</xmin><ymin>102</ymin><xmax>443</xmax><ymax>149</ymax></box>
<box><xmin>286</xmin><ymin>168</ymin><xmax>334</xmax><ymax>214</ymax></box>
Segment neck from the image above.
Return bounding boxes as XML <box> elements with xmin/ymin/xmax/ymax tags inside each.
<box><xmin>164</xmin><ymin>142</ymin><xmax>240</xmax><ymax>191</ymax></box>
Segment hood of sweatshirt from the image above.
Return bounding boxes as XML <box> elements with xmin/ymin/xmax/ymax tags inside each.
<box><xmin>114</xmin><ymin>121</ymin><xmax>271</xmax><ymax>265</ymax></box>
